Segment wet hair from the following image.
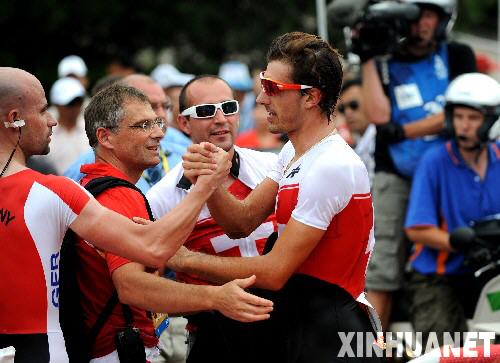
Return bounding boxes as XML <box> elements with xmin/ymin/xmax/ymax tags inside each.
<box><xmin>266</xmin><ymin>32</ymin><xmax>344</xmax><ymax>123</ymax></box>
<box><xmin>84</xmin><ymin>84</ymin><xmax>149</xmax><ymax>148</ymax></box>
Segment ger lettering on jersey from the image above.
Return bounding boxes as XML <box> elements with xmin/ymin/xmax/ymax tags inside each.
<box><xmin>0</xmin><ymin>169</ymin><xmax>91</xmax><ymax>362</ymax></box>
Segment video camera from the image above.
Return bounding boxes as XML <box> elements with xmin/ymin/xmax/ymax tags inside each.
<box><xmin>328</xmin><ymin>0</ymin><xmax>420</xmax><ymax>60</ymax></box>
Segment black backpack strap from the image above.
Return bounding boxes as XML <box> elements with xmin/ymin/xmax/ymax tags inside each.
<box><xmin>87</xmin><ymin>291</ymin><xmax>119</xmax><ymax>344</ymax></box>
<box><xmin>84</xmin><ymin>176</ymin><xmax>154</xmax><ymax>338</ymax></box>
<box><xmin>60</xmin><ymin>176</ymin><xmax>154</xmax><ymax>362</ymax></box>
<box><xmin>84</xmin><ymin>176</ymin><xmax>155</xmax><ymax>220</ymax></box>
<box><xmin>121</xmin><ymin>303</ymin><xmax>135</xmax><ymax>327</ymax></box>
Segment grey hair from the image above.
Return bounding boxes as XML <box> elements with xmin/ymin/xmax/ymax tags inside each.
<box><xmin>84</xmin><ymin>84</ymin><xmax>149</xmax><ymax>148</ymax></box>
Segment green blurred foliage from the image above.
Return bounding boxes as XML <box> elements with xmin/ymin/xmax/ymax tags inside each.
<box><xmin>0</xmin><ymin>1</ymin><xmax>316</xmax><ymax>89</ymax></box>
<box><xmin>455</xmin><ymin>0</ymin><xmax>498</xmax><ymax>37</ymax></box>
<box><xmin>0</xmin><ymin>0</ymin><xmax>496</xmax><ymax>91</ymax></box>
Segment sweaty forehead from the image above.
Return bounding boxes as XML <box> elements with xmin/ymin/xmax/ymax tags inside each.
<box><xmin>187</xmin><ymin>78</ymin><xmax>233</xmax><ymax>105</ymax></box>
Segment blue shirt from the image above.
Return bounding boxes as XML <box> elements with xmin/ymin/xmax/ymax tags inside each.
<box><xmin>63</xmin><ymin>145</ymin><xmax>183</xmax><ymax>194</ymax></box>
<box><xmin>385</xmin><ymin>43</ymin><xmax>449</xmax><ymax>178</ymax></box>
<box><xmin>405</xmin><ymin>140</ymin><xmax>500</xmax><ymax>275</ymax></box>
<box><xmin>163</xmin><ymin>127</ymin><xmax>191</xmax><ymax>152</ymax></box>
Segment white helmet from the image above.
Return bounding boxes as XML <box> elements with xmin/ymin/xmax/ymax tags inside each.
<box><xmin>445</xmin><ymin>73</ymin><xmax>500</xmax><ymax>142</ymax></box>
<box><xmin>400</xmin><ymin>0</ymin><xmax>456</xmax><ymax>40</ymax></box>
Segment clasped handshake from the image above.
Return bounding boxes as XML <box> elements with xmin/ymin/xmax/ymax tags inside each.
<box><xmin>182</xmin><ymin>142</ymin><xmax>233</xmax><ymax>188</ymax></box>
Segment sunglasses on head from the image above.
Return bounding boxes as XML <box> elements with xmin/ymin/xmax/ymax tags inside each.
<box><xmin>259</xmin><ymin>71</ymin><xmax>313</xmax><ymax>96</ymax></box>
<box><xmin>337</xmin><ymin>100</ymin><xmax>360</xmax><ymax>114</ymax></box>
<box><xmin>180</xmin><ymin>100</ymin><xmax>239</xmax><ymax>119</ymax></box>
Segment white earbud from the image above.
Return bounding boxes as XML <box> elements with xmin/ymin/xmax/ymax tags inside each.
<box><xmin>4</xmin><ymin>119</ymin><xmax>25</xmax><ymax>128</ymax></box>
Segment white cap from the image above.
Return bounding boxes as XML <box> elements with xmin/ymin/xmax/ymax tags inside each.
<box><xmin>58</xmin><ymin>55</ymin><xmax>88</xmax><ymax>78</ymax></box>
<box><xmin>218</xmin><ymin>61</ymin><xmax>253</xmax><ymax>92</ymax></box>
<box><xmin>150</xmin><ymin>64</ymin><xmax>194</xmax><ymax>89</ymax></box>
<box><xmin>50</xmin><ymin>77</ymin><xmax>86</xmax><ymax>106</ymax></box>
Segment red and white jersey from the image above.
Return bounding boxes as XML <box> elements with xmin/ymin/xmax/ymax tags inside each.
<box><xmin>268</xmin><ymin>134</ymin><xmax>375</xmax><ymax>300</ymax></box>
<box><xmin>147</xmin><ymin>146</ymin><xmax>278</xmax><ymax>285</ymax></box>
<box><xmin>0</xmin><ymin>169</ymin><xmax>91</xmax><ymax>360</ymax></box>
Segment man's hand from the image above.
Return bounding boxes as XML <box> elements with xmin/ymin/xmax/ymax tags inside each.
<box><xmin>184</xmin><ymin>142</ymin><xmax>231</xmax><ymax>191</ymax></box>
<box><xmin>213</xmin><ymin>275</ymin><xmax>273</xmax><ymax>322</ymax></box>
<box><xmin>182</xmin><ymin>142</ymin><xmax>219</xmax><ymax>184</ymax></box>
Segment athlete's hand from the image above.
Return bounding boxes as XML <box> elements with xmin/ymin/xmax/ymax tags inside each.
<box><xmin>213</xmin><ymin>275</ymin><xmax>274</xmax><ymax>322</ymax></box>
<box><xmin>182</xmin><ymin>142</ymin><xmax>219</xmax><ymax>184</ymax></box>
<box><xmin>196</xmin><ymin>147</ymin><xmax>231</xmax><ymax>190</ymax></box>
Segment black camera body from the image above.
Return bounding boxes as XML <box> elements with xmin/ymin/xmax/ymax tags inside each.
<box><xmin>328</xmin><ymin>0</ymin><xmax>420</xmax><ymax>59</ymax></box>
<box><xmin>115</xmin><ymin>327</ymin><xmax>147</xmax><ymax>363</ymax></box>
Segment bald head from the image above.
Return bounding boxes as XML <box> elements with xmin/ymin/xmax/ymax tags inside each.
<box><xmin>179</xmin><ymin>75</ymin><xmax>232</xmax><ymax>113</ymax></box>
<box><xmin>0</xmin><ymin>67</ymin><xmax>41</xmax><ymax>114</ymax></box>
<box><xmin>121</xmin><ymin>74</ymin><xmax>157</xmax><ymax>89</ymax></box>
<box><xmin>0</xmin><ymin>67</ymin><xmax>55</xmax><ymax>158</ymax></box>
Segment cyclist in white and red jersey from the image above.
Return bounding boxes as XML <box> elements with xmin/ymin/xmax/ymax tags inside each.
<box><xmin>0</xmin><ymin>68</ymin><xmax>272</xmax><ymax>363</ymax></box>
<box><xmin>170</xmin><ymin>33</ymin><xmax>382</xmax><ymax>362</ymax></box>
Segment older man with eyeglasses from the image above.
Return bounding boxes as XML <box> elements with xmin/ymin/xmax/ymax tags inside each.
<box><xmin>72</xmin><ymin>84</ymin><xmax>273</xmax><ymax>363</ymax></box>
<box><xmin>63</xmin><ymin>74</ymin><xmax>185</xmax><ymax>193</ymax></box>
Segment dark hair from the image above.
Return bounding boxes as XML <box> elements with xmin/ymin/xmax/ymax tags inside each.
<box><xmin>84</xmin><ymin>84</ymin><xmax>149</xmax><ymax>148</ymax></box>
<box><xmin>266</xmin><ymin>32</ymin><xmax>343</xmax><ymax>123</ymax></box>
<box><xmin>178</xmin><ymin>75</ymin><xmax>232</xmax><ymax>113</ymax></box>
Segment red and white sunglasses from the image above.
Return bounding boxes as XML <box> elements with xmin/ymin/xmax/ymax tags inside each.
<box><xmin>259</xmin><ymin>71</ymin><xmax>313</xmax><ymax>96</ymax></box>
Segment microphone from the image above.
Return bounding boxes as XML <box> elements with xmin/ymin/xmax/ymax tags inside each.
<box><xmin>4</xmin><ymin>119</ymin><xmax>25</xmax><ymax>128</ymax></box>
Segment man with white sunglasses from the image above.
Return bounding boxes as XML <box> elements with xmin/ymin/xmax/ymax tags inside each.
<box><xmin>146</xmin><ymin>75</ymin><xmax>278</xmax><ymax>363</ymax></box>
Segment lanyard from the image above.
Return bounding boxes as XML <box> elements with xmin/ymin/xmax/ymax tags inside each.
<box><xmin>141</xmin><ymin>147</ymin><xmax>170</xmax><ymax>186</ymax></box>
<box><xmin>160</xmin><ymin>147</ymin><xmax>170</xmax><ymax>173</ymax></box>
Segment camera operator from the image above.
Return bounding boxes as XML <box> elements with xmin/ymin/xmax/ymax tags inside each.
<box><xmin>404</xmin><ymin>73</ymin><xmax>500</xmax><ymax>345</ymax></box>
<box><xmin>359</xmin><ymin>0</ymin><xmax>477</xmax><ymax>329</ymax></box>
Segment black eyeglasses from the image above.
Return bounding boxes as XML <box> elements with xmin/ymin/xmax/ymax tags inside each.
<box><xmin>180</xmin><ymin>100</ymin><xmax>239</xmax><ymax>119</ymax></box>
<box><xmin>128</xmin><ymin>117</ymin><xmax>166</xmax><ymax>132</ymax></box>
<box><xmin>338</xmin><ymin>100</ymin><xmax>360</xmax><ymax>114</ymax></box>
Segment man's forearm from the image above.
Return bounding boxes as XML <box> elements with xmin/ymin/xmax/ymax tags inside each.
<box><xmin>113</xmin><ymin>262</ymin><xmax>274</xmax><ymax>322</ymax></box>
<box><xmin>406</xmin><ymin>226</ymin><xmax>452</xmax><ymax>252</ymax></box>
<box><xmin>114</xmin><ymin>264</ymin><xmax>216</xmax><ymax>314</ymax></box>
<box><xmin>148</xmin><ymin>184</ymin><xmax>218</xmax><ymax>258</ymax></box>
<box><xmin>206</xmin><ymin>186</ymin><xmax>256</xmax><ymax>238</ymax></box>
<box><xmin>206</xmin><ymin>179</ymin><xmax>277</xmax><ymax>238</ymax></box>
<box><xmin>362</xmin><ymin>59</ymin><xmax>391</xmax><ymax>124</ymax></box>
<box><xmin>178</xmin><ymin>251</ymin><xmax>280</xmax><ymax>290</ymax></box>
<box><xmin>403</xmin><ymin>112</ymin><xmax>445</xmax><ymax>139</ymax></box>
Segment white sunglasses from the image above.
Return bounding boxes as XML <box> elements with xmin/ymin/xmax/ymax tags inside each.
<box><xmin>180</xmin><ymin>100</ymin><xmax>239</xmax><ymax>119</ymax></box>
